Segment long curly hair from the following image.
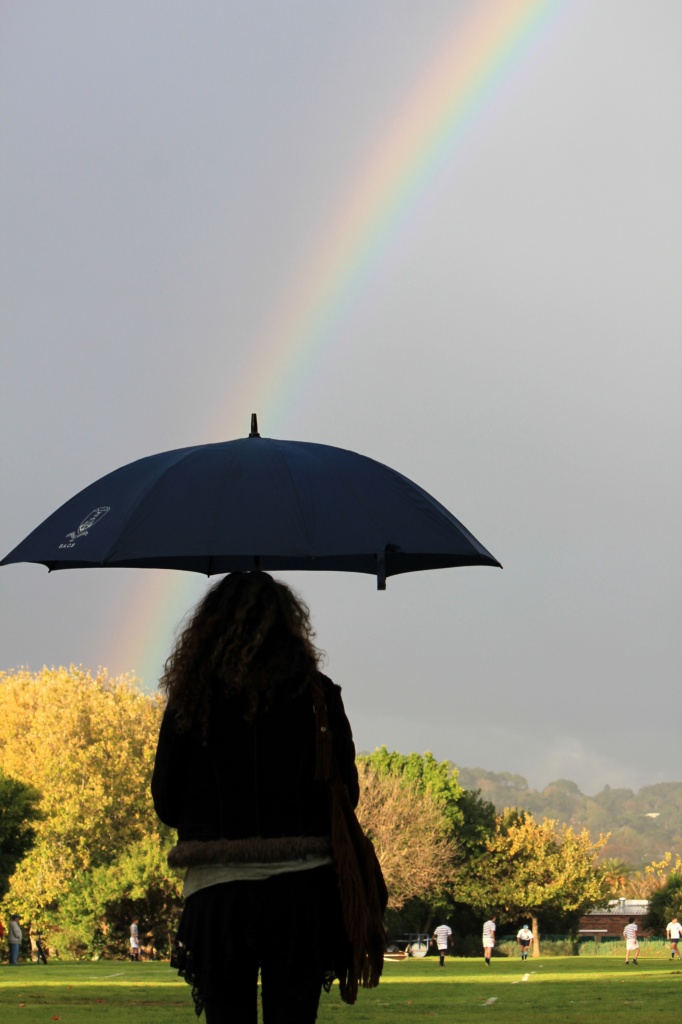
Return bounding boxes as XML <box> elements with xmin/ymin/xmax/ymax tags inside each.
<box><xmin>160</xmin><ymin>572</ymin><xmax>321</xmax><ymax>736</ymax></box>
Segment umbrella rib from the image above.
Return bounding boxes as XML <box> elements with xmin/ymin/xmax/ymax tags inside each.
<box><xmin>100</xmin><ymin>446</ymin><xmax>204</xmax><ymax>565</ymax></box>
<box><xmin>309</xmin><ymin>449</ymin><xmax>394</xmax><ymax>544</ymax></box>
<box><xmin>306</xmin><ymin>446</ymin><xmax>395</xmax><ymax>586</ymax></box>
<box><xmin>270</xmin><ymin>443</ymin><xmax>314</xmax><ymax>556</ymax></box>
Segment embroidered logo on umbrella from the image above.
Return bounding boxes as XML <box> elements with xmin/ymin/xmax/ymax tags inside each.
<box><xmin>59</xmin><ymin>507</ymin><xmax>111</xmax><ymax>549</ymax></box>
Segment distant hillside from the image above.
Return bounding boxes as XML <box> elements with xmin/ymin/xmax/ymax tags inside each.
<box><xmin>454</xmin><ymin>766</ymin><xmax>682</xmax><ymax>870</ymax></box>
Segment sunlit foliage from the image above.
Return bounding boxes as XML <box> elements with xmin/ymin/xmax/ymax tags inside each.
<box><xmin>456</xmin><ymin>809</ymin><xmax>610</xmax><ymax>953</ymax></box>
<box><xmin>0</xmin><ymin>667</ymin><xmax>177</xmax><ymax>955</ymax></box>
<box><xmin>355</xmin><ymin>762</ymin><xmax>457</xmax><ymax>910</ymax></box>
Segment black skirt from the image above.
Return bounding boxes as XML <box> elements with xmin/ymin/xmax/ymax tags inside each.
<box><xmin>172</xmin><ymin>865</ymin><xmax>348</xmax><ymax>1017</ymax></box>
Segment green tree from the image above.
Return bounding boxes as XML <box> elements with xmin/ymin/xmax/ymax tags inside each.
<box><xmin>643</xmin><ymin>873</ymin><xmax>682</xmax><ymax>934</ymax></box>
<box><xmin>56</xmin><ymin>834</ymin><xmax>183</xmax><ymax>959</ymax></box>
<box><xmin>359</xmin><ymin>747</ymin><xmax>464</xmax><ymax>830</ymax></box>
<box><xmin>457</xmin><ymin>810</ymin><xmax>610</xmax><ymax>955</ymax></box>
<box><xmin>0</xmin><ymin>770</ymin><xmax>42</xmax><ymax>898</ymax></box>
<box><xmin>452</xmin><ymin>788</ymin><xmax>497</xmax><ymax>862</ymax></box>
<box><xmin>598</xmin><ymin>857</ymin><xmax>633</xmax><ymax>896</ymax></box>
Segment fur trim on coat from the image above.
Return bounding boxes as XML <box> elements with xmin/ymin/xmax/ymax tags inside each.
<box><xmin>167</xmin><ymin>834</ymin><xmax>331</xmax><ymax>868</ymax></box>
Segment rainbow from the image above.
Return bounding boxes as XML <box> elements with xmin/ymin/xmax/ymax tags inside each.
<box><xmin>107</xmin><ymin>0</ymin><xmax>566</xmax><ymax>687</ymax></box>
<box><xmin>210</xmin><ymin>0</ymin><xmax>566</xmax><ymax>437</ymax></box>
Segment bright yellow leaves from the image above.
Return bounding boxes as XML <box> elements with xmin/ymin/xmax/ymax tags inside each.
<box><xmin>457</xmin><ymin>809</ymin><xmax>611</xmax><ymax>942</ymax></box>
<box><xmin>0</xmin><ymin>666</ymin><xmax>164</xmax><ymax>920</ymax></box>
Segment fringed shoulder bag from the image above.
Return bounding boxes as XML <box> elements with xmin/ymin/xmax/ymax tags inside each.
<box><xmin>311</xmin><ymin>675</ymin><xmax>388</xmax><ymax>1004</ymax></box>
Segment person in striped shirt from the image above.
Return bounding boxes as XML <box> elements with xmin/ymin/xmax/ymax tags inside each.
<box><xmin>482</xmin><ymin>916</ymin><xmax>496</xmax><ymax>966</ymax></box>
<box><xmin>623</xmin><ymin>917</ymin><xmax>639</xmax><ymax>964</ymax></box>
<box><xmin>431</xmin><ymin>923</ymin><xmax>453</xmax><ymax>967</ymax></box>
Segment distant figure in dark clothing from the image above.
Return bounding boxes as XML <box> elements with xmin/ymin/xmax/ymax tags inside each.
<box><xmin>9</xmin><ymin>915</ymin><xmax>22</xmax><ymax>965</ymax></box>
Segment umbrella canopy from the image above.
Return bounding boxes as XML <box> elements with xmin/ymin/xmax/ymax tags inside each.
<box><xmin>1</xmin><ymin>418</ymin><xmax>501</xmax><ymax>588</ymax></box>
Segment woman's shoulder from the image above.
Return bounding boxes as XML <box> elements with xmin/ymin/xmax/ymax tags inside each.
<box><xmin>317</xmin><ymin>671</ymin><xmax>338</xmax><ymax>689</ymax></box>
<box><xmin>317</xmin><ymin>672</ymin><xmax>344</xmax><ymax>702</ymax></box>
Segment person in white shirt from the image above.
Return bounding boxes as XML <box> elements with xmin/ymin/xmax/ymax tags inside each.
<box><xmin>431</xmin><ymin>923</ymin><xmax>453</xmax><ymax>967</ymax></box>
<box><xmin>482</xmin><ymin>916</ymin><xmax>496</xmax><ymax>966</ymax></box>
<box><xmin>623</xmin><ymin>917</ymin><xmax>639</xmax><ymax>964</ymax></box>
<box><xmin>130</xmin><ymin>918</ymin><xmax>141</xmax><ymax>962</ymax></box>
<box><xmin>516</xmin><ymin>924</ymin><xmax>533</xmax><ymax>961</ymax></box>
<box><xmin>666</xmin><ymin>917</ymin><xmax>682</xmax><ymax>959</ymax></box>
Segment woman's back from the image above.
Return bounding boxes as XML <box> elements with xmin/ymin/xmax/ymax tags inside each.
<box><xmin>152</xmin><ymin>674</ymin><xmax>358</xmax><ymax>845</ymax></box>
<box><xmin>151</xmin><ymin>572</ymin><xmax>362</xmax><ymax>1024</ymax></box>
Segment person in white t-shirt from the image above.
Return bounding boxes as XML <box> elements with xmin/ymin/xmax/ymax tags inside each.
<box><xmin>482</xmin><ymin>916</ymin><xmax>496</xmax><ymax>966</ymax></box>
<box><xmin>623</xmin><ymin>917</ymin><xmax>639</xmax><ymax>964</ymax></box>
<box><xmin>666</xmin><ymin>917</ymin><xmax>682</xmax><ymax>959</ymax></box>
<box><xmin>431</xmin><ymin>923</ymin><xmax>453</xmax><ymax>967</ymax></box>
<box><xmin>130</xmin><ymin>918</ymin><xmax>141</xmax><ymax>962</ymax></box>
<box><xmin>516</xmin><ymin>924</ymin><xmax>533</xmax><ymax>961</ymax></box>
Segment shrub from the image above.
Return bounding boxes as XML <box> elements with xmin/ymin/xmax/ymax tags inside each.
<box><xmin>578</xmin><ymin>936</ymin><xmax>671</xmax><ymax>958</ymax></box>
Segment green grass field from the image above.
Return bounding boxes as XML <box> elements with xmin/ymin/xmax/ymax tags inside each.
<box><xmin>0</xmin><ymin>956</ymin><xmax>679</xmax><ymax>1023</ymax></box>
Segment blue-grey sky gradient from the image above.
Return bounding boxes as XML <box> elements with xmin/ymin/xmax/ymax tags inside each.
<box><xmin>1</xmin><ymin>0</ymin><xmax>680</xmax><ymax>793</ymax></box>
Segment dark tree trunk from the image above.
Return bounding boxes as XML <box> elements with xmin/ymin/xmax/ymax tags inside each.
<box><xmin>531</xmin><ymin>914</ymin><xmax>540</xmax><ymax>957</ymax></box>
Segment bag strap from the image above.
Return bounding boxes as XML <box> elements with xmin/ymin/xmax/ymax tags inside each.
<box><xmin>310</xmin><ymin>673</ymin><xmax>334</xmax><ymax>783</ymax></box>
<box><xmin>310</xmin><ymin>673</ymin><xmax>387</xmax><ymax>1004</ymax></box>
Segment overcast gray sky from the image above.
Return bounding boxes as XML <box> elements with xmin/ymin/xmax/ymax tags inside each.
<box><xmin>1</xmin><ymin>0</ymin><xmax>680</xmax><ymax>795</ymax></box>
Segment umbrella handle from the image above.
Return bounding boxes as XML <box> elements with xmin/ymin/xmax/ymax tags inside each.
<box><xmin>377</xmin><ymin>553</ymin><xmax>386</xmax><ymax>590</ymax></box>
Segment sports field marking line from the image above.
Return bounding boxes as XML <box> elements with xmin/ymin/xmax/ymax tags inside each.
<box><xmin>482</xmin><ymin>997</ymin><xmax>497</xmax><ymax>1006</ymax></box>
<box><xmin>512</xmin><ymin>971</ymin><xmax>535</xmax><ymax>984</ymax></box>
<box><xmin>87</xmin><ymin>972</ymin><xmax>126</xmax><ymax>979</ymax></box>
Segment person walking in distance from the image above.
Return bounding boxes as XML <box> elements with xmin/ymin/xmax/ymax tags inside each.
<box><xmin>666</xmin><ymin>917</ymin><xmax>682</xmax><ymax>959</ymax></box>
<box><xmin>623</xmin><ymin>917</ymin><xmax>639</xmax><ymax>964</ymax></box>
<box><xmin>431</xmin><ymin>922</ymin><xmax>452</xmax><ymax>967</ymax></box>
<box><xmin>8</xmin><ymin>915</ymin><xmax>22</xmax><ymax>965</ymax></box>
<box><xmin>516</xmin><ymin>924</ymin><xmax>533</xmax><ymax>961</ymax></box>
<box><xmin>130</xmin><ymin>918</ymin><xmax>141</xmax><ymax>961</ymax></box>
<box><xmin>482</xmin><ymin>916</ymin><xmax>496</xmax><ymax>966</ymax></box>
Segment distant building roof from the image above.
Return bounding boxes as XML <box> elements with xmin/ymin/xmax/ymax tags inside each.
<box><xmin>584</xmin><ymin>899</ymin><xmax>649</xmax><ymax>917</ymax></box>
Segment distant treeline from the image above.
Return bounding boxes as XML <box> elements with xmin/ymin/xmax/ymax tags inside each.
<box><xmin>453</xmin><ymin>767</ymin><xmax>682</xmax><ymax>870</ymax></box>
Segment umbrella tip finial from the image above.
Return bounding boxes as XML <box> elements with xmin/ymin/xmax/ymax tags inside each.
<box><xmin>249</xmin><ymin>413</ymin><xmax>260</xmax><ymax>438</ymax></box>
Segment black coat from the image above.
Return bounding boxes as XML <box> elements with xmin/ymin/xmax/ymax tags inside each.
<box><xmin>151</xmin><ymin>674</ymin><xmax>359</xmax><ymax>849</ymax></box>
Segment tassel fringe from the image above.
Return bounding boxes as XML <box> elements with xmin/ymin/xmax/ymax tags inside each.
<box><xmin>311</xmin><ymin>673</ymin><xmax>388</xmax><ymax>1004</ymax></box>
<box><xmin>329</xmin><ymin>779</ymin><xmax>387</xmax><ymax>1003</ymax></box>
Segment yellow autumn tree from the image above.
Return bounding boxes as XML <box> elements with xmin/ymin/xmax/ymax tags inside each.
<box><xmin>627</xmin><ymin>852</ymin><xmax>682</xmax><ymax>898</ymax></box>
<box><xmin>0</xmin><ymin>666</ymin><xmax>165</xmax><ymax>923</ymax></box>
<box><xmin>457</xmin><ymin>810</ymin><xmax>610</xmax><ymax>955</ymax></box>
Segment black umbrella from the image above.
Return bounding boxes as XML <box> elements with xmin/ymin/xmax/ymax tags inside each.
<box><xmin>1</xmin><ymin>416</ymin><xmax>500</xmax><ymax>589</ymax></box>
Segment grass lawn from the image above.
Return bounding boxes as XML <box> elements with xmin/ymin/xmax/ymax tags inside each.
<box><xmin>0</xmin><ymin>956</ymin><xmax>680</xmax><ymax>1023</ymax></box>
